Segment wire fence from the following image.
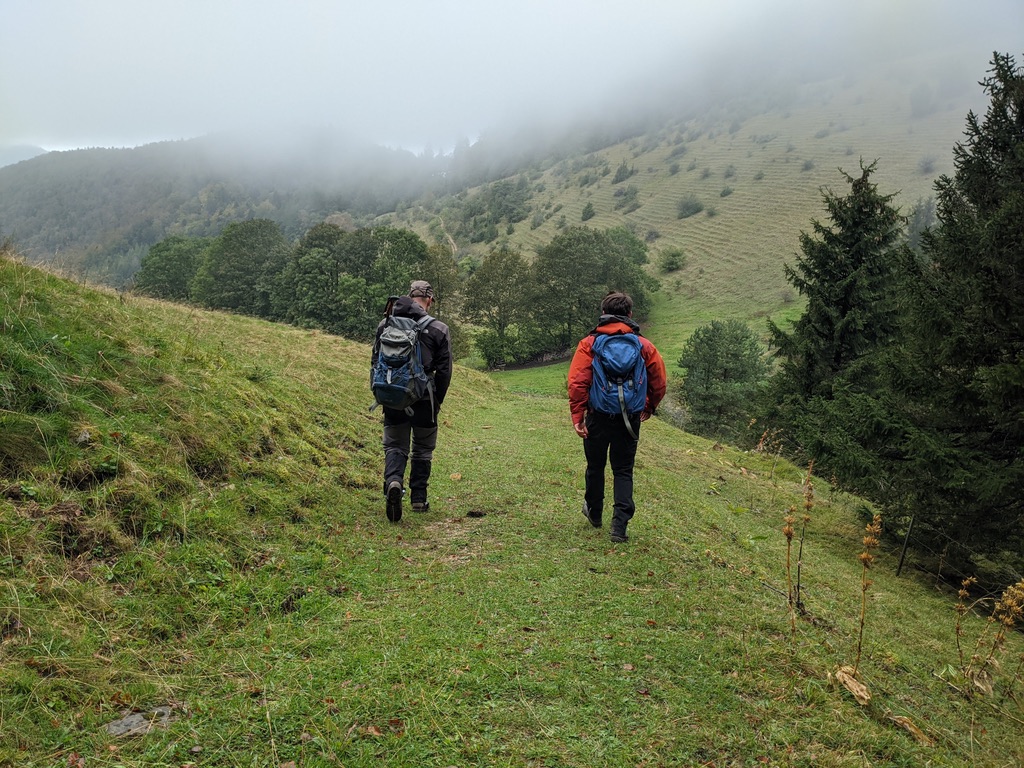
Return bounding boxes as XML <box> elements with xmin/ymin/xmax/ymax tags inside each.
<box><xmin>886</xmin><ymin>514</ymin><xmax>1023</xmax><ymax>605</ymax></box>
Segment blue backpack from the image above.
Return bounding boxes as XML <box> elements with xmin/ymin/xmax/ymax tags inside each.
<box><xmin>370</xmin><ymin>314</ymin><xmax>435</xmax><ymax>414</ymax></box>
<box><xmin>589</xmin><ymin>332</ymin><xmax>647</xmax><ymax>439</ymax></box>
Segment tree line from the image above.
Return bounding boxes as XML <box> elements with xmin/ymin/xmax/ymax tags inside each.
<box><xmin>676</xmin><ymin>53</ymin><xmax>1024</xmax><ymax>587</ymax></box>
<box><xmin>133</xmin><ymin>218</ymin><xmax>656</xmax><ymax>365</ymax></box>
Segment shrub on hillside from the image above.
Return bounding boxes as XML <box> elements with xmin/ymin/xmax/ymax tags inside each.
<box><xmin>658</xmin><ymin>247</ymin><xmax>687</xmax><ymax>273</ymax></box>
<box><xmin>677</xmin><ymin>194</ymin><xmax>704</xmax><ymax>219</ymax></box>
<box><xmin>612</xmin><ymin>160</ymin><xmax>634</xmax><ymax>184</ymax></box>
<box><xmin>614</xmin><ymin>185</ymin><xmax>639</xmax><ymax>211</ymax></box>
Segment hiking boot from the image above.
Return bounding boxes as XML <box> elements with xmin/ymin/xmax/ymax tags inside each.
<box><xmin>386</xmin><ymin>480</ymin><xmax>403</xmax><ymax>523</ymax></box>
<box><xmin>581</xmin><ymin>501</ymin><xmax>602</xmax><ymax>528</ymax></box>
<box><xmin>610</xmin><ymin>529</ymin><xmax>629</xmax><ymax>543</ymax></box>
<box><xmin>412</xmin><ymin>501</ymin><xmax>430</xmax><ymax>513</ymax></box>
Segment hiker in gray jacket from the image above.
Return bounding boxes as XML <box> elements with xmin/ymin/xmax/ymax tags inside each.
<box><xmin>371</xmin><ymin>280</ymin><xmax>452</xmax><ymax>522</ymax></box>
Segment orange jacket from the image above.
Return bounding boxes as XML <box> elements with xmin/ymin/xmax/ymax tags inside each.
<box><xmin>568</xmin><ymin>320</ymin><xmax>667</xmax><ymax>426</ymax></box>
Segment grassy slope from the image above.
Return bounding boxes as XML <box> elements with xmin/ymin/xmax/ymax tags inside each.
<box><xmin>394</xmin><ymin>51</ymin><xmax>981</xmax><ymax>362</ymax></box>
<box><xmin>2</xmin><ymin>254</ymin><xmax>1022</xmax><ymax>767</ymax></box>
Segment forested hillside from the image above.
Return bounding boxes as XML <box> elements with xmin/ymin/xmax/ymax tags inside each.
<box><xmin>0</xmin><ymin>132</ymin><xmax>446</xmax><ymax>284</ymax></box>
<box><xmin>0</xmin><ymin>49</ymin><xmax>979</xmax><ymax>297</ymax></box>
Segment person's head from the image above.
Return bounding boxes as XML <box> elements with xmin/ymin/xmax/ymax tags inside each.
<box><xmin>409</xmin><ymin>280</ymin><xmax>435</xmax><ymax>310</ymax></box>
<box><xmin>600</xmin><ymin>291</ymin><xmax>633</xmax><ymax>317</ymax></box>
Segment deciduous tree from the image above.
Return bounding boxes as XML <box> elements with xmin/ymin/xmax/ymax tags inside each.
<box><xmin>133</xmin><ymin>235</ymin><xmax>210</xmax><ymax>301</ymax></box>
<box><xmin>532</xmin><ymin>226</ymin><xmax>655</xmax><ymax>352</ymax></box>
<box><xmin>464</xmin><ymin>244</ymin><xmax>533</xmax><ymax>367</ymax></box>
<box><xmin>190</xmin><ymin>219</ymin><xmax>289</xmax><ymax>317</ymax></box>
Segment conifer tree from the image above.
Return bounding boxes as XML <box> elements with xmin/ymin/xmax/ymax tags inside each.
<box><xmin>679</xmin><ymin>320</ymin><xmax>768</xmax><ymax>442</ymax></box>
<box><xmin>764</xmin><ymin>162</ymin><xmax>912</xmax><ymax>481</ymax></box>
<box><xmin>892</xmin><ymin>53</ymin><xmax>1024</xmax><ymax>573</ymax></box>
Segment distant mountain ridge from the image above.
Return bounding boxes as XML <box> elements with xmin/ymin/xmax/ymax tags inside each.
<box><xmin>0</xmin><ymin>145</ymin><xmax>47</xmax><ymax>168</ymax></box>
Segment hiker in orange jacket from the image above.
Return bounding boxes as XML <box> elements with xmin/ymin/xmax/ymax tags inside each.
<box><xmin>568</xmin><ymin>292</ymin><xmax>667</xmax><ymax>542</ymax></box>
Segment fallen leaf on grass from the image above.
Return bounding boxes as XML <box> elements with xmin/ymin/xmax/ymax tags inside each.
<box><xmin>450</xmin><ymin>473</ymin><xmax>462</xmax><ymax>480</ymax></box>
<box><xmin>835</xmin><ymin>665</ymin><xmax>871</xmax><ymax>706</ymax></box>
<box><xmin>970</xmin><ymin>669</ymin><xmax>994</xmax><ymax>696</ymax></box>
<box><xmin>622</xmin><ymin>663</ymin><xmax>636</xmax><ymax>671</ymax></box>
<box><xmin>887</xmin><ymin>714</ymin><xmax>934</xmax><ymax>746</ymax></box>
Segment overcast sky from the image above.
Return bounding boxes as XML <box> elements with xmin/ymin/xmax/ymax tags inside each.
<box><xmin>2</xmin><ymin>0</ymin><xmax>1021</xmax><ymax>152</ymax></box>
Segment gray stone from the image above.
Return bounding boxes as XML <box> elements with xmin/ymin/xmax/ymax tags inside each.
<box><xmin>104</xmin><ymin>706</ymin><xmax>175</xmax><ymax>737</ymax></box>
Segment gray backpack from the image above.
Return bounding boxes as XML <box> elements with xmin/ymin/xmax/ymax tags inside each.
<box><xmin>370</xmin><ymin>314</ymin><xmax>435</xmax><ymax>414</ymax></box>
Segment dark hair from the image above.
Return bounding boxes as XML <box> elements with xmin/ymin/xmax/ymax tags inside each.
<box><xmin>601</xmin><ymin>291</ymin><xmax>633</xmax><ymax>316</ymax></box>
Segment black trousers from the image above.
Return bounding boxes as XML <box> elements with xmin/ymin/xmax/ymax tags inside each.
<box><xmin>382</xmin><ymin>400</ymin><xmax>438</xmax><ymax>504</ymax></box>
<box><xmin>583</xmin><ymin>411</ymin><xmax>641</xmax><ymax>533</ymax></box>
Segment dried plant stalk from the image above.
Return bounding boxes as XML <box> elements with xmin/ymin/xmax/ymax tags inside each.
<box><xmin>854</xmin><ymin>514</ymin><xmax>882</xmax><ymax>676</ymax></box>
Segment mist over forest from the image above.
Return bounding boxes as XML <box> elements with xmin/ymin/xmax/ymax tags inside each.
<box><xmin>0</xmin><ymin>26</ymin><xmax>1002</xmax><ymax>282</ymax></box>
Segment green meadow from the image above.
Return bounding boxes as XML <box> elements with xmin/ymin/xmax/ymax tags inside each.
<box><xmin>2</xmin><ymin>250</ymin><xmax>1022</xmax><ymax>767</ymax></box>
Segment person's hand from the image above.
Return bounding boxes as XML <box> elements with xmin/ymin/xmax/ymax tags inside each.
<box><xmin>574</xmin><ymin>421</ymin><xmax>588</xmax><ymax>438</ymax></box>
<box><xmin>639</xmin><ymin>410</ymin><xmax>652</xmax><ymax>422</ymax></box>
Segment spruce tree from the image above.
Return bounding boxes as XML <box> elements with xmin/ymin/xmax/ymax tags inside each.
<box><xmin>764</xmin><ymin>162</ymin><xmax>912</xmax><ymax>482</ymax></box>
<box><xmin>893</xmin><ymin>53</ymin><xmax>1024</xmax><ymax>575</ymax></box>
<box><xmin>679</xmin><ymin>320</ymin><xmax>768</xmax><ymax>442</ymax></box>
